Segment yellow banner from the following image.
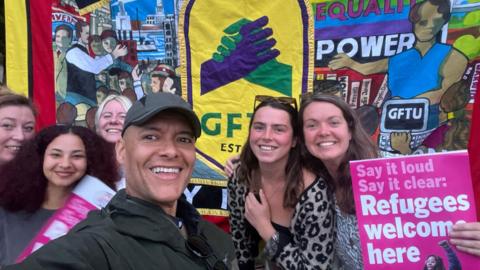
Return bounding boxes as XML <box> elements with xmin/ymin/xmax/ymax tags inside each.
<box><xmin>5</xmin><ymin>0</ymin><xmax>29</xmax><ymax>96</ymax></box>
<box><xmin>180</xmin><ymin>0</ymin><xmax>314</xmax><ymax>170</ymax></box>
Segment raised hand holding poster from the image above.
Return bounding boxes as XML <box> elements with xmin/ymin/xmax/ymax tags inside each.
<box><xmin>351</xmin><ymin>150</ymin><xmax>479</xmax><ymax>269</ymax></box>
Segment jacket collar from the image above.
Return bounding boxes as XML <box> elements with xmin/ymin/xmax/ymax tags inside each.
<box><xmin>103</xmin><ymin>190</ymin><xmax>202</xmax><ymax>243</ymax></box>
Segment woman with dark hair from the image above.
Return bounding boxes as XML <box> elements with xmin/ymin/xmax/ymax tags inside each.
<box><xmin>424</xmin><ymin>255</ymin><xmax>446</xmax><ymax>270</ymax></box>
<box><xmin>300</xmin><ymin>93</ymin><xmax>480</xmax><ymax>267</ymax></box>
<box><xmin>423</xmin><ymin>240</ymin><xmax>461</xmax><ymax>270</ymax></box>
<box><xmin>299</xmin><ymin>93</ymin><xmax>378</xmax><ymax>270</ymax></box>
<box><xmin>0</xmin><ymin>86</ymin><xmax>37</xmax><ymax>166</ymax></box>
<box><xmin>0</xmin><ymin>125</ymin><xmax>118</xmax><ymax>266</ymax></box>
<box><xmin>228</xmin><ymin>96</ymin><xmax>334</xmax><ymax>269</ymax></box>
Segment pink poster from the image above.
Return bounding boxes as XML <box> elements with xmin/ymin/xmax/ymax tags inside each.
<box><xmin>16</xmin><ymin>175</ymin><xmax>116</xmax><ymax>262</ymax></box>
<box><xmin>351</xmin><ymin>150</ymin><xmax>480</xmax><ymax>269</ymax></box>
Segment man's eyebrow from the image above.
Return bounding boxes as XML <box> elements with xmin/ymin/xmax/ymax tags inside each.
<box><xmin>178</xmin><ymin>130</ymin><xmax>195</xmax><ymax>137</ymax></box>
<box><xmin>141</xmin><ymin>125</ymin><xmax>160</xmax><ymax>131</ymax></box>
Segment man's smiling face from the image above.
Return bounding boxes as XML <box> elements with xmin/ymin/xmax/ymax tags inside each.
<box><xmin>116</xmin><ymin>111</ymin><xmax>196</xmax><ymax>213</ymax></box>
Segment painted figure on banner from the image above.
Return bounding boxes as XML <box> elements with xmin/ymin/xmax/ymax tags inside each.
<box><xmin>149</xmin><ymin>64</ymin><xmax>178</xmax><ymax>94</ymax></box>
<box><xmin>89</xmin><ymin>35</ymin><xmax>106</xmax><ymax>57</ymax></box>
<box><xmin>326</xmin><ymin>0</ymin><xmax>472</xmax><ymax>156</ymax></box>
<box><xmin>65</xmin><ymin>21</ymin><xmax>127</xmax><ymax>108</ymax></box>
<box><xmin>53</xmin><ymin>24</ymin><xmax>73</xmax><ymax>104</ymax></box>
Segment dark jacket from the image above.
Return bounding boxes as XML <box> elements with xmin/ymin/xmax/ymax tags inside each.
<box><xmin>5</xmin><ymin>190</ymin><xmax>237</xmax><ymax>270</ymax></box>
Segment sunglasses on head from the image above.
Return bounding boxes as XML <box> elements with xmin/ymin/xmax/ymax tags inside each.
<box><xmin>254</xmin><ymin>95</ymin><xmax>298</xmax><ymax>111</ymax></box>
<box><xmin>185</xmin><ymin>235</ymin><xmax>228</xmax><ymax>270</ymax></box>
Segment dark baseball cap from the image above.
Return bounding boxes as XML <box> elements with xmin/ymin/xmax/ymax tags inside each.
<box><xmin>122</xmin><ymin>92</ymin><xmax>201</xmax><ymax>138</ymax></box>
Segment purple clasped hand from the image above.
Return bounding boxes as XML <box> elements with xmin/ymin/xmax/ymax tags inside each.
<box><xmin>200</xmin><ymin>16</ymin><xmax>280</xmax><ymax>94</ymax></box>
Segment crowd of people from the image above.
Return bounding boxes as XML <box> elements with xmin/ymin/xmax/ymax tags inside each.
<box><xmin>1</xmin><ymin>83</ymin><xmax>480</xmax><ymax>269</ymax></box>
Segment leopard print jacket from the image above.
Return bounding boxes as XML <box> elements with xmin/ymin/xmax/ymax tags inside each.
<box><xmin>228</xmin><ymin>174</ymin><xmax>335</xmax><ymax>270</ymax></box>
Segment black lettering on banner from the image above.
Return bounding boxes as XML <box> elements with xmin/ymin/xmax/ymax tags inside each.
<box><xmin>184</xmin><ymin>183</ymin><xmax>227</xmax><ymax>210</ymax></box>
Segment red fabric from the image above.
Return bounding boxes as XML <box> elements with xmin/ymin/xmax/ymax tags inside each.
<box><xmin>468</xmin><ymin>81</ymin><xmax>480</xmax><ymax>221</ymax></box>
<box><xmin>30</xmin><ymin>0</ymin><xmax>56</xmax><ymax>129</ymax></box>
<box><xmin>202</xmin><ymin>215</ymin><xmax>230</xmax><ymax>233</ymax></box>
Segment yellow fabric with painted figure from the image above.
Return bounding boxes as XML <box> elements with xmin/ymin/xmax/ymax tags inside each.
<box><xmin>179</xmin><ymin>0</ymin><xmax>314</xmax><ymax>169</ymax></box>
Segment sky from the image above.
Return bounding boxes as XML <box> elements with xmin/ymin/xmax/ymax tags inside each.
<box><xmin>110</xmin><ymin>0</ymin><xmax>175</xmax><ymax>21</ymax></box>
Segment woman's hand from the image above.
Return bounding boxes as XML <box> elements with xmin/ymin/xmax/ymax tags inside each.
<box><xmin>245</xmin><ymin>189</ymin><xmax>275</xmax><ymax>241</ymax></box>
<box><xmin>224</xmin><ymin>155</ymin><xmax>240</xmax><ymax>177</ymax></box>
<box><xmin>449</xmin><ymin>222</ymin><xmax>480</xmax><ymax>257</ymax></box>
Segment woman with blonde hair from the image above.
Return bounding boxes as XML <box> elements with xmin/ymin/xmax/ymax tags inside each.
<box><xmin>0</xmin><ymin>85</ymin><xmax>37</xmax><ymax>166</ymax></box>
<box><xmin>95</xmin><ymin>94</ymin><xmax>132</xmax><ymax>144</ymax></box>
<box><xmin>95</xmin><ymin>94</ymin><xmax>132</xmax><ymax>190</ymax></box>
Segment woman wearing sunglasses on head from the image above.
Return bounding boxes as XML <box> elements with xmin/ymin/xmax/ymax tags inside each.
<box><xmin>228</xmin><ymin>95</ymin><xmax>334</xmax><ymax>270</ymax></box>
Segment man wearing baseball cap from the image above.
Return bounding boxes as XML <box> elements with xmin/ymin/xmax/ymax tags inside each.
<box><xmin>6</xmin><ymin>92</ymin><xmax>238</xmax><ymax>270</ymax></box>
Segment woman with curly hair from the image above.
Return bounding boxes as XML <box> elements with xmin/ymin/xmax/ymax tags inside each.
<box><xmin>0</xmin><ymin>125</ymin><xmax>118</xmax><ymax>266</ymax></box>
<box><xmin>0</xmin><ymin>85</ymin><xmax>37</xmax><ymax>166</ymax></box>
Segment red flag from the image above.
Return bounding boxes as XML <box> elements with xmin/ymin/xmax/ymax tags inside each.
<box><xmin>468</xmin><ymin>80</ymin><xmax>480</xmax><ymax>220</ymax></box>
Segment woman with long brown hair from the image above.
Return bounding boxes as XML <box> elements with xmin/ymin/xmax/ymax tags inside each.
<box><xmin>299</xmin><ymin>93</ymin><xmax>378</xmax><ymax>269</ymax></box>
<box><xmin>228</xmin><ymin>95</ymin><xmax>334</xmax><ymax>269</ymax></box>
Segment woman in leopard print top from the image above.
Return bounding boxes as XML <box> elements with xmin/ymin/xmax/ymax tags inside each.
<box><xmin>228</xmin><ymin>96</ymin><xmax>335</xmax><ymax>270</ymax></box>
<box><xmin>299</xmin><ymin>93</ymin><xmax>378</xmax><ymax>270</ymax></box>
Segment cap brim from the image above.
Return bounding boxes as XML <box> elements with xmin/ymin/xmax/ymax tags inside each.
<box><xmin>122</xmin><ymin>106</ymin><xmax>201</xmax><ymax>138</ymax></box>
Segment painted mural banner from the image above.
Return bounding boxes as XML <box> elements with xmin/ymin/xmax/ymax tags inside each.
<box><xmin>312</xmin><ymin>0</ymin><xmax>480</xmax><ymax>157</ymax></box>
<box><xmin>52</xmin><ymin>0</ymin><xmax>182</xmax><ymax>127</ymax></box>
<box><xmin>179</xmin><ymin>0</ymin><xmax>314</xmax><ymax>170</ymax></box>
<box><xmin>350</xmin><ymin>150</ymin><xmax>479</xmax><ymax>269</ymax></box>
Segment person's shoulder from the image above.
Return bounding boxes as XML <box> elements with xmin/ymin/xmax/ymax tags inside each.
<box><xmin>302</xmin><ymin>168</ymin><xmax>317</xmax><ymax>188</ymax></box>
<box><xmin>198</xmin><ymin>219</ymin><xmax>231</xmax><ymax>242</ymax></box>
<box><xmin>227</xmin><ymin>169</ymin><xmax>244</xmax><ymax>188</ymax></box>
<box><xmin>198</xmin><ymin>219</ymin><xmax>235</xmax><ymax>260</ymax></box>
<box><xmin>69</xmin><ymin>209</ymin><xmax>111</xmax><ymax>234</ymax></box>
<box><xmin>298</xmin><ymin>174</ymin><xmax>331</xmax><ymax>203</ymax></box>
